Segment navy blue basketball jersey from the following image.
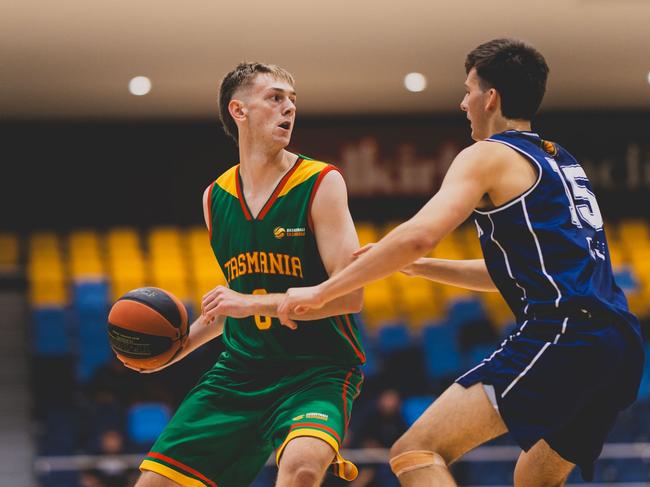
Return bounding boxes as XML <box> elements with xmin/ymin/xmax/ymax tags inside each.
<box><xmin>474</xmin><ymin>130</ymin><xmax>639</xmax><ymax>332</ymax></box>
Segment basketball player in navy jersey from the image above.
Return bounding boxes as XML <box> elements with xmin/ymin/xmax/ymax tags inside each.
<box><xmin>278</xmin><ymin>38</ymin><xmax>645</xmax><ymax>485</ymax></box>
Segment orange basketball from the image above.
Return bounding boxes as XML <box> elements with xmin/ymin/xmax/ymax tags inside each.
<box><xmin>107</xmin><ymin>287</ymin><xmax>189</xmax><ymax>370</ymax></box>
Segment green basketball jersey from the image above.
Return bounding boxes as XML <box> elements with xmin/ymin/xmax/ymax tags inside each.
<box><xmin>207</xmin><ymin>156</ymin><xmax>365</xmax><ymax>368</ymax></box>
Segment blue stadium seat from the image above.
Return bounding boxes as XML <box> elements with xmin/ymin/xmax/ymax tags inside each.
<box><xmin>74</xmin><ymin>282</ymin><xmax>113</xmax><ymax>382</ymax></box>
<box><xmin>127</xmin><ymin>403</ymin><xmax>171</xmax><ymax>445</ymax></box>
<box><xmin>401</xmin><ymin>395</ymin><xmax>435</xmax><ymax>426</ymax></box>
<box><xmin>421</xmin><ymin>323</ymin><xmax>462</xmax><ymax>380</ymax></box>
<box><xmin>33</xmin><ymin>308</ymin><xmax>71</xmax><ymax>355</ymax></box>
<box><xmin>73</xmin><ymin>280</ymin><xmax>110</xmax><ymax>312</ymax></box>
<box><xmin>77</xmin><ymin>345</ymin><xmax>113</xmax><ymax>382</ymax></box>
<box><xmin>377</xmin><ymin>322</ymin><xmax>411</xmax><ymax>356</ymax></box>
<box><xmin>447</xmin><ymin>298</ymin><xmax>485</xmax><ymax>327</ymax></box>
<box><xmin>464</xmin><ymin>343</ymin><xmax>497</xmax><ymax>370</ymax></box>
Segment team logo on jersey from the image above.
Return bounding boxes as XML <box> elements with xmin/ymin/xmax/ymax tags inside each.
<box><xmin>274</xmin><ymin>226</ymin><xmax>306</xmax><ymax>239</ymax></box>
<box><xmin>541</xmin><ymin>139</ymin><xmax>558</xmax><ymax>157</ymax></box>
<box><xmin>292</xmin><ymin>413</ymin><xmax>329</xmax><ymax>422</ymax></box>
<box><xmin>306</xmin><ymin>412</ymin><xmax>329</xmax><ymax>421</ymax></box>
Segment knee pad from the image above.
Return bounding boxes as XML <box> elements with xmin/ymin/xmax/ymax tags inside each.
<box><xmin>389</xmin><ymin>450</ymin><xmax>447</xmax><ymax>477</ymax></box>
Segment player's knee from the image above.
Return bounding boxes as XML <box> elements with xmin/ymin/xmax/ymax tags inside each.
<box><xmin>281</xmin><ymin>463</ymin><xmax>323</xmax><ymax>487</ymax></box>
<box><xmin>388</xmin><ymin>448</ymin><xmax>448</xmax><ymax>478</ymax></box>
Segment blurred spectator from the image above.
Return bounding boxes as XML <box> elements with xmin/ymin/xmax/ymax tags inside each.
<box><xmin>351</xmin><ymin>389</ymin><xmax>407</xmax><ymax>487</ymax></box>
<box><xmin>93</xmin><ymin>429</ymin><xmax>130</xmax><ymax>487</ymax></box>
<box><xmin>356</xmin><ymin>389</ymin><xmax>407</xmax><ymax>448</ymax></box>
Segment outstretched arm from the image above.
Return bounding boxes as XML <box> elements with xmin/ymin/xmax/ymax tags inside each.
<box><xmin>354</xmin><ymin>243</ymin><xmax>497</xmax><ymax>292</ymax></box>
<box><xmin>403</xmin><ymin>258</ymin><xmax>497</xmax><ymax>291</ymax></box>
<box><xmin>277</xmin><ymin>142</ymin><xmax>502</xmax><ymax>325</ymax></box>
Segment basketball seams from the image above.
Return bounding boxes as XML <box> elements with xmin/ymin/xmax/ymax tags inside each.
<box><xmin>118</xmin><ymin>288</ymin><xmax>184</xmax><ymax>328</ymax></box>
<box><xmin>109</xmin><ymin>299</ymin><xmax>180</xmax><ymax>338</ymax></box>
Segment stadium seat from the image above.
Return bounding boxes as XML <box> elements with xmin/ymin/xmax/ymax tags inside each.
<box><xmin>106</xmin><ymin>228</ymin><xmax>148</xmax><ymax>300</ymax></box>
<box><xmin>377</xmin><ymin>322</ymin><xmax>412</xmax><ymax>355</ymax></box>
<box><xmin>401</xmin><ymin>395</ymin><xmax>435</xmax><ymax>426</ymax></box>
<box><xmin>447</xmin><ymin>298</ymin><xmax>485</xmax><ymax>326</ymax></box>
<box><xmin>127</xmin><ymin>403</ymin><xmax>172</xmax><ymax>445</ymax></box>
<box><xmin>355</xmin><ymin>222</ymin><xmax>379</xmax><ymax>246</ymax></box>
<box><xmin>421</xmin><ymin>322</ymin><xmax>463</xmax><ymax>381</ymax></box>
<box><xmin>33</xmin><ymin>308</ymin><xmax>70</xmax><ymax>356</ymax></box>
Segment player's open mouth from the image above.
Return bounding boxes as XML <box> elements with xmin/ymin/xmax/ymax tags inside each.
<box><xmin>279</xmin><ymin>121</ymin><xmax>291</xmax><ymax>130</ymax></box>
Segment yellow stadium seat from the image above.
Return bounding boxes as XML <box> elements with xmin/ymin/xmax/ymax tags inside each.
<box><xmin>30</xmin><ymin>281</ymin><xmax>67</xmax><ymax>306</ymax></box>
<box><xmin>362</xmin><ymin>280</ymin><xmax>399</xmax><ymax>328</ymax></box>
<box><xmin>619</xmin><ymin>219</ymin><xmax>649</xmax><ymax>244</ymax></box>
<box><xmin>355</xmin><ymin>222</ymin><xmax>379</xmax><ymax>246</ymax></box>
<box><xmin>147</xmin><ymin>227</ymin><xmax>190</xmax><ymax>301</ymax></box>
<box><xmin>68</xmin><ymin>230</ymin><xmax>105</xmax><ymax>280</ymax></box>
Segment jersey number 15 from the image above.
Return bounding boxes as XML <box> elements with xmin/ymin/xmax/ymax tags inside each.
<box><xmin>547</xmin><ymin>158</ymin><xmax>604</xmax><ymax>230</ymax></box>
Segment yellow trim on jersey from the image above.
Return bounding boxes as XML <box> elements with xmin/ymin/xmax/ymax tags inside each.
<box><xmin>140</xmin><ymin>460</ymin><xmax>207</xmax><ymax>487</ymax></box>
<box><xmin>279</xmin><ymin>160</ymin><xmax>329</xmax><ymax>197</ymax></box>
<box><xmin>215</xmin><ymin>165</ymin><xmax>239</xmax><ymax>198</ymax></box>
<box><xmin>275</xmin><ymin>428</ymin><xmax>358</xmax><ymax>481</ymax></box>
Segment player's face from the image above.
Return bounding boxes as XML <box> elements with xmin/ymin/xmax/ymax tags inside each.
<box><xmin>244</xmin><ymin>74</ymin><xmax>297</xmax><ymax>148</ymax></box>
<box><xmin>460</xmin><ymin>68</ymin><xmax>491</xmax><ymax>141</ymax></box>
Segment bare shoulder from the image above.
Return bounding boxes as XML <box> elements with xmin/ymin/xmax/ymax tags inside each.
<box><xmin>313</xmin><ymin>167</ymin><xmax>347</xmax><ymax>201</ymax></box>
<box><xmin>449</xmin><ymin>141</ymin><xmax>506</xmax><ymax>175</ymax></box>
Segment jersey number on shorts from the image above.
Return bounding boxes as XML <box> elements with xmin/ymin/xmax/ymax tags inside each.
<box><xmin>252</xmin><ymin>289</ymin><xmax>272</xmax><ymax>330</ymax></box>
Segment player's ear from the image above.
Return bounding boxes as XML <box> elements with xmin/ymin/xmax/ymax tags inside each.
<box><xmin>485</xmin><ymin>88</ymin><xmax>500</xmax><ymax>112</ymax></box>
<box><xmin>228</xmin><ymin>99</ymin><xmax>247</xmax><ymax>122</ymax></box>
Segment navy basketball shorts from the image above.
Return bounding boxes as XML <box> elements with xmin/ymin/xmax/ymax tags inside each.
<box><xmin>456</xmin><ymin>316</ymin><xmax>644</xmax><ymax>480</ymax></box>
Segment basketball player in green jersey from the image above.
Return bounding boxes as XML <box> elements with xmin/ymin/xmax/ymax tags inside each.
<box><xmin>134</xmin><ymin>63</ymin><xmax>366</xmax><ymax>487</ymax></box>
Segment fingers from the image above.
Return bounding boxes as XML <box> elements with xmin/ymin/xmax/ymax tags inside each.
<box><xmin>201</xmin><ymin>285</ymin><xmax>227</xmax><ymax>316</ymax></box>
<box><xmin>277</xmin><ymin>297</ymin><xmax>297</xmax><ymax>330</ymax></box>
<box><xmin>282</xmin><ymin>317</ymin><xmax>298</xmax><ymax>330</ymax></box>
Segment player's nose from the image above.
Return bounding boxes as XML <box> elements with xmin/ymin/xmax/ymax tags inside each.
<box><xmin>282</xmin><ymin>99</ymin><xmax>296</xmax><ymax>116</ymax></box>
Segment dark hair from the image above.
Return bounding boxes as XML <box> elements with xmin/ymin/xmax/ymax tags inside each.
<box><xmin>218</xmin><ymin>62</ymin><xmax>295</xmax><ymax>143</ymax></box>
<box><xmin>465</xmin><ymin>38</ymin><xmax>549</xmax><ymax>120</ymax></box>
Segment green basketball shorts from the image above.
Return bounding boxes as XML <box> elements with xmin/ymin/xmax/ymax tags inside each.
<box><xmin>140</xmin><ymin>353</ymin><xmax>364</xmax><ymax>487</ymax></box>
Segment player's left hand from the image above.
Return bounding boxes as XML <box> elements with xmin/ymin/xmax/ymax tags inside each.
<box><xmin>277</xmin><ymin>285</ymin><xmax>325</xmax><ymax>330</ymax></box>
<box><xmin>202</xmin><ymin>285</ymin><xmax>253</xmax><ymax>320</ymax></box>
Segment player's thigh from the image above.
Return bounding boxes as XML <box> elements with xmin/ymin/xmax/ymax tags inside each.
<box><xmin>269</xmin><ymin>365</ymin><xmax>362</xmax><ymax>481</ymax></box>
<box><xmin>277</xmin><ymin>436</ymin><xmax>336</xmax><ymax>480</ymax></box>
<box><xmin>391</xmin><ymin>382</ymin><xmax>507</xmax><ymax>464</ymax></box>
<box><xmin>514</xmin><ymin>439</ymin><xmax>574</xmax><ymax>487</ymax></box>
<box><xmin>135</xmin><ymin>470</ymin><xmax>182</xmax><ymax>487</ymax></box>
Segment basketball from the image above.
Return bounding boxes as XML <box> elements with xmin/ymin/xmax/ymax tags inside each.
<box><xmin>107</xmin><ymin>287</ymin><xmax>189</xmax><ymax>370</ymax></box>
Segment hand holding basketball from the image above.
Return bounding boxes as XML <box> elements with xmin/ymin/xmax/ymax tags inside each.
<box><xmin>107</xmin><ymin>287</ymin><xmax>189</xmax><ymax>371</ymax></box>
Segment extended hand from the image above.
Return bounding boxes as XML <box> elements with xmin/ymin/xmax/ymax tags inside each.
<box><xmin>277</xmin><ymin>286</ymin><xmax>325</xmax><ymax>330</ymax></box>
<box><xmin>202</xmin><ymin>285</ymin><xmax>253</xmax><ymax>321</ymax></box>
